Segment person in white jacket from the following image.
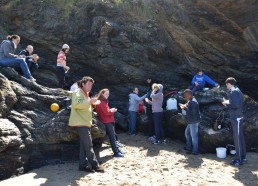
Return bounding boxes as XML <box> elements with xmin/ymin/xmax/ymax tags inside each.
<box><xmin>128</xmin><ymin>88</ymin><xmax>147</xmax><ymax>135</ymax></box>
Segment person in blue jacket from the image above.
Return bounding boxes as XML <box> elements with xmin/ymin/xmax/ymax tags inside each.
<box><xmin>189</xmin><ymin>69</ymin><xmax>219</xmax><ymax>94</ymax></box>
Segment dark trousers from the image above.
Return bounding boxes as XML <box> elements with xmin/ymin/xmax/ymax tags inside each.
<box><xmin>188</xmin><ymin>84</ymin><xmax>204</xmax><ymax>94</ymax></box>
<box><xmin>146</xmin><ymin>105</ymin><xmax>155</xmax><ymax>136</ymax></box>
<box><xmin>153</xmin><ymin>112</ymin><xmax>165</xmax><ymax>140</ymax></box>
<box><xmin>26</xmin><ymin>60</ymin><xmax>38</xmax><ymax>74</ymax></box>
<box><xmin>76</xmin><ymin>128</ymin><xmax>99</xmax><ymax>168</ymax></box>
<box><xmin>231</xmin><ymin>117</ymin><xmax>246</xmax><ymax>161</ymax></box>
<box><xmin>105</xmin><ymin>123</ymin><xmax>118</xmax><ymax>154</ymax></box>
<box><xmin>56</xmin><ymin>66</ymin><xmax>65</xmax><ymax>88</ymax></box>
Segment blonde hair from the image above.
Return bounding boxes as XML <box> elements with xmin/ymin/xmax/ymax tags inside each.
<box><xmin>152</xmin><ymin>83</ymin><xmax>160</xmax><ymax>91</ymax></box>
<box><xmin>96</xmin><ymin>88</ymin><xmax>109</xmax><ymax>100</ymax></box>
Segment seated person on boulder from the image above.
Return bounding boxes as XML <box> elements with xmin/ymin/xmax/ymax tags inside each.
<box><xmin>189</xmin><ymin>69</ymin><xmax>219</xmax><ymax>94</ymax></box>
<box><xmin>19</xmin><ymin>45</ymin><xmax>39</xmax><ymax>74</ymax></box>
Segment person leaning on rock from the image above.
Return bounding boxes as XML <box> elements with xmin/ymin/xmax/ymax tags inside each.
<box><xmin>19</xmin><ymin>45</ymin><xmax>39</xmax><ymax>75</ymax></box>
<box><xmin>56</xmin><ymin>44</ymin><xmax>70</xmax><ymax>89</ymax></box>
<box><xmin>69</xmin><ymin>76</ymin><xmax>104</xmax><ymax>173</ymax></box>
<box><xmin>222</xmin><ymin>77</ymin><xmax>246</xmax><ymax>166</ymax></box>
<box><xmin>0</xmin><ymin>35</ymin><xmax>35</xmax><ymax>81</ymax></box>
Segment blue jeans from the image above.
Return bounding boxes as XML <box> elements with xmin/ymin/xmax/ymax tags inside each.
<box><xmin>185</xmin><ymin>123</ymin><xmax>199</xmax><ymax>153</ymax></box>
<box><xmin>128</xmin><ymin>111</ymin><xmax>137</xmax><ymax>135</ymax></box>
<box><xmin>188</xmin><ymin>84</ymin><xmax>204</xmax><ymax>94</ymax></box>
<box><xmin>153</xmin><ymin>112</ymin><xmax>165</xmax><ymax>140</ymax></box>
<box><xmin>0</xmin><ymin>57</ymin><xmax>31</xmax><ymax>79</ymax></box>
<box><xmin>105</xmin><ymin>123</ymin><xmax>118</xmax><ymax>154</ymax></box>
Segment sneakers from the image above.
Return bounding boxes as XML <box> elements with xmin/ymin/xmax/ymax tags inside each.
<box><xmin>162</xmin><ymin>139</ymin><xmax>168</xmax><ymax>144</ymax></box>
<box><xmin>231</xmin><ymin>159</ymin><xmax>243</xmax><ymax>166</ymax></box>
<box><xmin>118</xmin><ymin>149</ymin><xmax>125</xmax><ymax>154</ymax></box>
<box><xmin>114</xmin><ymin>152</ymin><xmax>124</xmax><ymax>158</ymax></box>
<box><xmin>92</xmin><ymin>165</ymin><xmax>105</xmax><ymax>173</ymax></box>
<box><xmin>148</xmin><ymin>135</ymin><xmax>156</xmax><ymax>142</ymax></box>
<box><xmin>152</xmin><ymin>140</ymin><xmax>161</xmax><ymax>145</ymax></box>
<box><xmin>79</xmin><ymin>166</ymin><xmax>95</xmax><ymax>173</ymax></box>
<box><xmin>28</xmin><ymin>76</ymin><xmax>36</xmax><ymax>81</ymax></box>
<box><xmin>116</xmin><ymin>141</ymin><xmax>125</xmax><ymax>147</ymax></box>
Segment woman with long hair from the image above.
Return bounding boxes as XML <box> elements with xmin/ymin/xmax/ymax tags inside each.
<box><xmin>0</xmin><ymin>35</ymin><xmax>33</xmax><ymax>80</ymax></box>
<box><xmin>69</xmin><ymin>76</ymin><xmax>104</xmax><ymax>173</ymax></box>
<box><xmin>95</xmin><ymin>89</ymin><xmax>124</xmax><ymax>157</ymax></box>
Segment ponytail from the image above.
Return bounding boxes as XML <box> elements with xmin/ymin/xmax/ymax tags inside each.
<box><xmin>6</xmin><ymin>35</ymin><xmax>20</xmax><ymax>41</ymax></box>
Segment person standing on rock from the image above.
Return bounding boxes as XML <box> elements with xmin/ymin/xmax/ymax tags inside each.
<box><xmin>189</xmin><ymin>69</ymin><xmax>219</xmax><ymax>94</ymax></box>
<box><xmin>95</xmin><ymin>88</ymin><xmax>124</xmax><ymax>158</ymax></box>
<box><xmin>179</xmin><ymin>89</ymin><xmax>201</xmax><ymax>155</ymax></box>
<box><xmin>0</xmin><ymin>35</ymin><xmax>34</xmax><ymax>81</ymax></box>
<box><xmin>19</xmin><ymin>45</ymin><xmax>39</xmax><ymax>75</ymax></box>
<box><xmin>145</xmin><ymin>84</ymin><xmax>166</xmax><ymax>144</ymax></box>
<box><xmin>222</xmin><ymin>77</ymin><xmax>246</xmax><ymax>166</ymax></box>
<box><xmin>69</xmin><ymin>76</ymin><xmax>104</xmax><ymax>173</ymax></box>
<box><xmin>56</xmin><ymin>44</ymin><xmax>70</xmax><ymax>89</ymax></box>
<box><xmin>128</xmin><ymin>88</ymin><xmax>147</xmax><ymax>136</ymax></box>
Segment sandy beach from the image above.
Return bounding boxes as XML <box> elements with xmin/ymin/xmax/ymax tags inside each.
<box><xmin>0</xmin><ymin>133</ymin><xmax>257</xmax><ymax>186</ymax></box>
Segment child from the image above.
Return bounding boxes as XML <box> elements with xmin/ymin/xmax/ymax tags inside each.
<box><xmin>179</xmin><ymin>89</ymin><xmax>201</xmax><ymax>155</ymax></box>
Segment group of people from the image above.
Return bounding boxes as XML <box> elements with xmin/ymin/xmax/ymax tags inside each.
<box><xmin>128</xmin><ymin>72</ymin><xmax>246</xmax><ymax>167</ymax></box>
<box><xmin>0</xmin><ymin>35</ymin><xmax>39</xmax><ymax>81</ymax></box>
<box><xmin>0</xmin><ymin>35</ymin><xmax>246</xmax><ymax>171</ymax></box>
<box><xmin>0</xmin><ymin>34</ymin><xmax>71</xmax><ymax>88</ymax></box>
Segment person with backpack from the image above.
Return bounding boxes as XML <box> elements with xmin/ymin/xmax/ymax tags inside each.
<box><xmin>0</xmin><ymin>35</ymin><xmax>34</xmax><ymax>81</ymax></box>
<box><xmin>222</xmin><ymin>77</ymin><xmax>246</xmax><ymax>166</ymax></box>
<box><xmin>128</xmin><ymin>87</ymin><xmax>147</xmax><ymax>136</ymax></box>
<box><xmin>95</xmin><ymin>88</ymin><xmax>124</xmax><ymax>158</ymax></box>
<box><xmin>56</xmin><ymin>44</ymin><xmax>70</xmax><ymax>88</ymax></box>
<box><xmin>189</xmin><ymin>69</ymin><xmax>219</xmax><ymax>94</ymax></box>
<box><xmin>179</xmin><ymin>89</ymin><xmax>201</xmax><ymax>155</ymax></box>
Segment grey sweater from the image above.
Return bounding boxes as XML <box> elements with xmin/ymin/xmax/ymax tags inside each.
<box><xmin>0</xmin><ymin>40</ymin><xmax>16</xmax><ymax>59</ymax></box>
<box><xmin>128</xmin><ymin>93</ymin><xmax>147</xmax><ymax>112</ymax></box>
<box><xmin>150</xmin><ymin>84</ymin><xmax>163</xmax><ymax>113</ymax></box>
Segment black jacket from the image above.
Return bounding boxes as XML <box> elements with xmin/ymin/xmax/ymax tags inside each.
<box><xmin>227</xmin><ymin>86</ymin><xmax>244</xmax><ymax>119</ymax></box>
<box><xmin>185</xmin><ymin>97</ymin><xmax>201</xmax><ymax>124</ymax></box>
<box><xmin>19</xmin><ymin>49</ymin><xmax>33</xmax><ymax>63</ymax></box>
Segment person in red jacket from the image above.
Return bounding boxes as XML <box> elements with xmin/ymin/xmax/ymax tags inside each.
<box><xmin>95</xmin><ymin>89</ymin><xmax>124</xmax><ymax>158</ymax></box>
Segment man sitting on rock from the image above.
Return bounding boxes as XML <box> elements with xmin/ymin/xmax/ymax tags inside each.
<box><xmin>19</xmin><ymin>45</ymin><xmax>39</xmax><ymax>75</ymax></box>
<box><xmin>189</xmin><ymin>69</ymin><xmax>219</xmax><ymax>94</ymax></box>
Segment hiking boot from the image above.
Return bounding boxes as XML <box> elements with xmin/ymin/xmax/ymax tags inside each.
<box><xmin>78</xmin><ymin>166</ymin><xmax>95</xmax><ymax>173</ymax></box>
<box><xmin>92</xmin><ymin>165</ymin><xmax>105</xmax><ymax>173</ymax></box>
<box><xmin>114</xmin><ymin>152</ymin><xmax>124</xmax><ymax>158</ymax></box>
<box><xmin>152</xmin><ymin>140</ymin><xmax>161</xmax><ymax>145</ymax></box>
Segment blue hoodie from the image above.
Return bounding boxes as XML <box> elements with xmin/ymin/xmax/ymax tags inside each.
<box><xmin>191</xmin><ymin>73</ymin><xmax>217</xmax><ymax>87</ymax></box>
<box><xmin>128</xmin><ymin>93</ymin><xmax>147</xmax><ymax>112</ymax></box>
<box><xmin>150</xmin><ymin>84</ymin><xmax>163</xmax><ymax>113</ymax></box>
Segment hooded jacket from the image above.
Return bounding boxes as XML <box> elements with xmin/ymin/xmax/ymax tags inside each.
<box><xmin>150</xmin><ymin>84</ymin><xmax>163</xmax><ymax>113</ymax></box>
<box><xmin>191</xmin><ymin>73</ymin><xmax>216</xmax><ymax>87</ymax></box>
<box><xmin>128</xmin><ymin>93</ymin><xmax>147</xmax><ymax>112</ymax></box>
<box><xmin>227</xmin><ymin>86</ymin><xmax>244</xmax><ymax>119</ymax></box>
<box><xmin>0</xmin><ymin>40</ymin><xmax>16</xmax><ymax>59</ymax></box>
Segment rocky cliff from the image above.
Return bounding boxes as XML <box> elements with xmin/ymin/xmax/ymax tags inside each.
<box><xmin>0</xmin><ymin>0</ymin><xmax>258</xmax><ymax>180</ymax></box>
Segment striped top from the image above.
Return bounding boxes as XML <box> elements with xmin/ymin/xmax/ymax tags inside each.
<box><xmin>57</xmin><ymin>51</ymin><xmax>66</xmax><ymax>67</ymax></box>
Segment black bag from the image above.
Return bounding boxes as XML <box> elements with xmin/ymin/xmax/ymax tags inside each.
<box><xmin>213</xmin><ymin>111</ymin><xmax>225</xmax><ymax>131</ymax></box>
<box><xmin>226</xmin><ymin>144</ymin><xmax>236</xmax><ymax>156</ymax></box>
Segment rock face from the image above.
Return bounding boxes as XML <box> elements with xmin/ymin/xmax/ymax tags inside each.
<box><xmin>0</xmin><ymin>0</ymin><xmax>258</xmax><ymax>180</ymax></box>
<box><xmin>0</xmin><ymin>68</ymin><xmax>106</xmax><ymax>180</ymax></box>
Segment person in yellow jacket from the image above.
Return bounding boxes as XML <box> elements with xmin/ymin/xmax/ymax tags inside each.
<box><xmin>69</xmin><ymin>76</ymin><xmax>104</xmax><ymax>173</ymax></box>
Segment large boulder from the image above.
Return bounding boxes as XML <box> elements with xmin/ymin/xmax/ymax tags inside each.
<box><xmin>0</xmin><ymin>69</ymin><xmax>106</xmax><ymax>180</ymax></box>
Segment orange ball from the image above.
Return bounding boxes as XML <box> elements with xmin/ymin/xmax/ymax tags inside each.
<box><xmin>50</xmin><ymin>103</ymin><xmax>59</xmax><ymax>112</ymax></box>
